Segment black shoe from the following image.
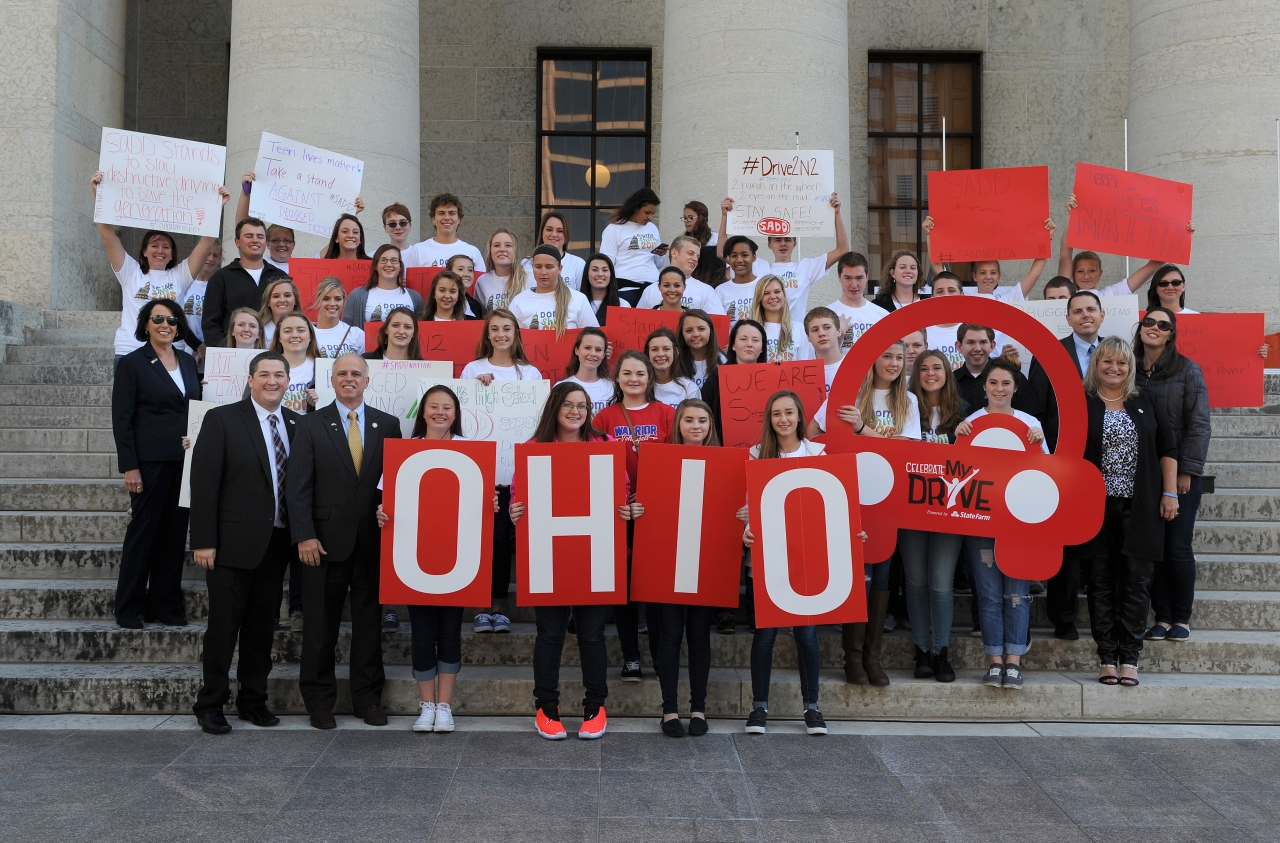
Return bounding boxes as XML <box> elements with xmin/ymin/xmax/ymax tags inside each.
<box><xmin>744</xmin><ymin>707</ymin><xmax>767</xmax><ymax>734</ymax></box>
<box><xmin>932</xmin><ymin>647</ymin><xmax>956</xmax><ymax>682</ymax></box>
<box><xmin>309</xmin><ymin>709</ymin><xmax>337</xmax><ymax>730</ymax></box>
<box><xmin>196</xmin><ymin>710</ymin><xmax>231</xmax><ymax>735</ymax></box>
<box><xmin>621</xmin><ymin>661</ymin><xmax>642</xmax><ymax>682</ymax></box>
<box><xmin>688</xmin><ymin>716</ymin><xmax>708</xmax><ymax>737</ymax></box>
<box><xmin>116</xmin><ymin>615</ymin><xmax>144</xmax><ymax>630</ymax></box>
<box><xmin>913</xmin><ymin>645</ymin><xmax>935</xmax><ymax>678</ymax></box>
<box><xmin>716</xmin><ymin>613</ymin><xmax>736</xmax><ymax>635</ymax></box>
<box><xmin>357</xmin><ymin>704</ymin><xmax>389</xmax><ymax>726</ymax></box>
<box><xmin>152</xmin><ymin>614</ymin><xmax>188</xmax><ymax>627</ymax></box>
<box><xmin>237</xmin><ymin>707</ymin><xmax>280</xmax><ymax>727</ymax></box>
<box><xmin>382</xmin><ymin>612</ymin><xmax>399</xmax><ymax>631</ymax></box>
<box><xmin>804</xmin><ymin>709</ymin><xmax>828</xmax><ymax>735</ymax></box>
<box><xmin>1054</xmin><ymin>625</ymin><xmax>1080</xmax><ymax>640</ymax></box>
<box><xmin>661</xmin><ymin>717</ymin><xmax>685</xmax><ymax>737</ymax></box>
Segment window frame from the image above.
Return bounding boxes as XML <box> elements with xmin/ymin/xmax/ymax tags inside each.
<box><xmin>535</xmin><ymin>47</ymin><xmax>654</xmax><ymax>256</ymax></box>
<box><xmin>866</xmin><ymin>51</ymin><xmax>983</xmax><ymax>281</ymax></box>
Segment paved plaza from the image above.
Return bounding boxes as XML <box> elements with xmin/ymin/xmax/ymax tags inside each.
<box><xmin>2</xmin><ymin>716</ymin><xmax>1280</xmax><ymax>842</ymax></box>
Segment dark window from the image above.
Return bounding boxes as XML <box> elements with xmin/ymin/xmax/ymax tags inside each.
<box><xmin>867</xmin><ymin>54</ymin><xmax>980</xmax><ymax>285</ymax></box>
<box><xmin>538</xmin><ymin>50</ymin><xmax>652</xmax><ymax>258</ymax></box>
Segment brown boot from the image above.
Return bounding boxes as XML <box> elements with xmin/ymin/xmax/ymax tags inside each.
<box><xmin>841</xmin><ymin>622</ymin><xmax>868</xmax><ymax>684</ymax></box>
<box><xmin>863</xmin><ymin>590</ymin><xmax>891</xmax><ymax>686</ymax></box>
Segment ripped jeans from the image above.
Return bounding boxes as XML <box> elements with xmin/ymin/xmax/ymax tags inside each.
<box><xmin>967</xmin><ymin>537</ymin><xmax>1031</xmax><ymax>657</ymax></box>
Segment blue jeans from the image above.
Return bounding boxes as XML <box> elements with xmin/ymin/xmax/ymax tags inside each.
<box><xmin>865</xmin><ymin>557</ymin><xmax>890</xmax><ymax>592</ymax></box>
<box><xmin>407</xmin><ymin>605</ymin><xmax>463</xmax><ymax>681</ymax></box>
<box><xmin>1151</xmin><ymin>475</ymin><xmax>1201</xmax><ymax>625</ymax></box>
<box><xmin>967</xmin><ymin>537</ymin><xmax>1030</xmax><ymax>657</ymax></box>
<box><xmin>899</xmin><ymin>529</ymin><xmax>962</xmax><ymax>653</ymax></box>
<box><xmin>750</xmin><ymin>626</ymin><xmax>820</xmax><ymax>710</ymax></box>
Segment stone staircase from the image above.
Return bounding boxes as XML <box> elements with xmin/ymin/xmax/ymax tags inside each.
<box><xmin>1</xmin><ymin>311</ymin><xmax>1279</xmax><ymax>722</ymax></box>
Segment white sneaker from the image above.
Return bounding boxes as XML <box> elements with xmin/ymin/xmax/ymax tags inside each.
<box><xmin>413</xmin><ymin>701</ymin><xmax>436</xmax><ymax>732</ymax></box>
<box><xmin>433</xmin><ymin>703</ymin><xmax>455</xmax><ymax>732</ymax></box>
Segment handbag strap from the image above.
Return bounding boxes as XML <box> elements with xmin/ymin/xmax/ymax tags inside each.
<box><xmin>619</xmin><ymin>405</ymin><xmax>641</xmax><ymax>451</ymax></box>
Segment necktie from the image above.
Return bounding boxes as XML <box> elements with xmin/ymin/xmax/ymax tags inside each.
<box><xmin>347</xmin><ymin>410</ymin><xmax>363</xmax><ymax>476</ymax></box>
<box><xmin>1087</xmin><ymin>342</ymin><xmax>1097</xmax><ymax>362</ymax></box>
<box><xmin>267</xmin><ymin>415</ymin><xmax>287</xmax><ymax>526</ymax></box>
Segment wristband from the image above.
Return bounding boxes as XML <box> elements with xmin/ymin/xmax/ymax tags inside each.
<box><xmin>1162</xmin><ymin>492</ymin><xmax>1179</xmax><ymax>499</ymax></box>
<box><xmin>856</xmin><ymin>423</ymin><xmax>866</xmax><ymax>434</ymax></box>
<box><xmin>242</xmin><ymin>182</ymin><xmax>251</xmax><ymax>196</ymax></box>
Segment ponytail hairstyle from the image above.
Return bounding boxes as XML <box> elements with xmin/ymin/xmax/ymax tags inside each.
<box><xmin>313</xmin><ymin>276</ymin><xmax>347</xmax><ymax>313</ymax></box>
<box><xmin>676</xmin><ymin>309</ymin><xmax>720</xmax><ymax>383</ymax></box>
<box><xmin>670</xmin><ymin>399</ymin><xmax>721</xmax><ymax>446</ymax></box>
<box><xmin>411</xmin><ymin>385</ymin><xmax>464</xmax><ymax>439</ymax></box>
<box><xmin>533</xmin><ymin>382</ymin><xmax>604</xmax><ymax>443</ymax></box>
<box><xmin>485</xmin><ymin>228</ymin><xmax>529</xmax><ymax>306</ymax></box>
<box><xmin>474</xmin><ymin>308</ymin><xmax>533</xmax><ymax>373</ymax></box>
<box><xmin>612</xmin><ymin>349</ymin><xmax>658</xmax><ymax>404</ymax></box>
<box><xmin>376</xmin><ymin>306</ymin><xmax>422</xmax><ymax>359</ymax></box>
<box><xmin>692</xmin><ymin>246</ymin><xmax>728</xmax><ymax>288</ymax></box>
<box><xmin>529</xmin><ymin>245</ymin><xmax>571</xmax><ymax>338</ymax></box>
<box><xmin>564</xmin><ymin>326</ymin><xmax>610</xmax><ymax>379</ymax></box>
<box><xmin>756</xmin><ymin>390</ymin><xmax>807</xmax><ymax>460</ymax></box>
<box><xmin>856</xmin><ymin>340</ymin><xmax>911</xmax><ymax>437</ymax></box>
<box><xmin>323</xmin><ymin>213</ymin><xmax>369</xmax><ymax>260</ymax></box>
<box><xmin>423</xmin><ymin>270</ymin><xmax>468</xmax><ymax>320</ymax></box>
<box><xmin>365</xmin><ymin>244</ymin><xmax>405</xmax><ymax>289</ymax></box>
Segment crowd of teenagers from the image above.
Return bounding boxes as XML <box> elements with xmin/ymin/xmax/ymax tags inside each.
<box><xmin>103</xmin><ymin>172</ymin><xmax>1247</xmax><ymax>738</ymax></box>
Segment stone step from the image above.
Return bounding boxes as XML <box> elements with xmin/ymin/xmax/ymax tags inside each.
<box><xmin>0</xmin><ymin>512</ymin><xmax>130</xmax><ymax>543</ymax></box>
<box><xmin>1193</xmin><ymin>520</ymin><xmax>1280</xmax><ymax>554</ymax></box>
<box><xmin>0</xmin><ymin>364</ymin><xmax>113</xmax><ymax>385</ymax></box>
<box><xmin>1207</xmin><ymin>438</ymin><xmax>1280</xmax><ymax>463</ymax></box>
<box><xmin>1204</xmin><ymin>463</ymin><xmax>1278</xmax><ymax>490</ymax></box>
<box><xmin>950</xmin><ymin>589</ymin><xmax>1280</xmax><ymax>631</ymax></box>
<box><xmin>39</xmin><ymin>311</ymin><xmax>120</xmax><ymax>332</ymax></box>
<box><xmin>0</xmin><ymin>384</ymin><xmax>112</xmax><ymax>407</ymax></box>
<box><xmin>1197</xmin><ymin>554</ymin><xmax>1280</xmax><ymax>590</ymax></box>
<box><xmin>1198</xmin><ymin>491</ymin><xmax>1280</xmax><ymax>522</ymax></box>
<box><xmin>0</xmin><ymin>453</ymin><xmax>121</xmax><ymax>479</ymax></box>
<box><xmin>0</xmin><ymin>479</ymin><xmax>127</xmax><ymax>511</ymax></box>
<box><xmin>1208</xmin><ymin>415</ymin><xmax>1280</xmax><ymax>437</ymax></box>
<box><xmin>2</xmin><ymin>662</ymin><xmax>1278</xmax><ymax>721</ymax></box>
<box><xmin>0</xmin><ymin>544</ymin><xmax>198</xmax><ymax>580</ymax></box>
<box><xmin>24</xmin><ymin>328</ymin><xmax>116</xmax><ymax>346</ymax></box>
<box><xmin>0</xmin><ymin>406</ymin><xmax>111</xmax><ymax>429</ymax></box>
<box><xmin>3</xmin><ymin>345</ymin><xmax>115</xmax><ymax>366</ymax></box>
<box><xmin>0</xmin><ymin>430</ymin><xmax>115</xmax><ymax>454</ymax></box>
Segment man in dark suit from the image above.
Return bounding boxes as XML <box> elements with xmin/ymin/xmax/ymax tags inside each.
<box><xmin>1027</xmin><ymin>289</ymin><xmax>1106</xmax><ymax>640</ymax></box>
<box><xmin>190</xmin><ymin>351</ymin><xmax>300</xmax><ymax>734</ymax></box>
<box><xmin>201</xmin><ymin>217</ymin><xmax>288</xmax><ymax>347</ymax></box>
<box><xmin>286</xmin><ymin>353</ymin><xmax>401</xmax><ymax>729</ymax></box>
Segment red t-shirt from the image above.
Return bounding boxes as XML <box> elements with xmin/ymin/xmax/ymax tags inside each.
<box><xmin>593</xmin><ymin>401</ymin><xmax>675</xmax><ymax>485</ymax></box>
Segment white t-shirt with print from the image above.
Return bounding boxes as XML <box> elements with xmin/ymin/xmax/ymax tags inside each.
<box><xmin>814</xmin><ymin>389</ymin><xmax>921</xmax><ymax>438</ymax></box>
<box><xmin>521</xmin><ymin>253</ymin><xmax>586</xmax><ymax>292</ymax></box>
<box><xmin>113</xmin><ymin>254</ymin><xmax>193</xmax><ymax>356</ymax></box>
<box><xmin>313</xmin><ymin>323</ymin><xmax>366</xmax><ymax>359</ymax></box>
<box><xmin>758</xmin><ymin>254</ymin><xmax>828</xmax><ymax>315</ymax></box>
<box><xmin>718</xmin><ymin>280</ymin><xmax>758</xmax><ymax>324</ymax></box>
<box><xmin>364</xmin><ymin>286</ymin><xmax>417</xmax><ymax>323</ymax></box>
<box><xmin>507</xmin><ymin>288</ymin><xmax>599</xmax><ymax>331</ymax></box>
<box><xmin>401</xmin><ymin>238</ymin><xmax>487</xmax><ymax>272</ymax></box>
<box><xmin>927</xmin><ymin>325</ymin><xmax>966</xmax><ymax>371</ymax></box>
<box><xmin>561</xmin><ymin>376</ymin><xmax>616</xmax><ymax>412</ymax></box>
<box><xmin>636</xmin><ymin>277</ymin><xmax>728</xmax><ymax>314</ymax></box>
<box><xmin>964</xmin><ymin>407</ymin><xmax>1050</xmax><ymax>454</ymax></box>
<box><xmin>826</xmin><ymin>299</ymin><xmax>889</xmax><ymax>351</ymax></box>
<box><xmin>921</xmin><ymin>405</ymin><xmax>953</xmax><ymax>444</ymax></box>
<box><xmin>824</xmin><ymin>360</ymin><xmax>842</xmax><ymax>391</ymax></box>
<box><xmin>460</xmin><ymin>358</ymin><xmax>542</xmax><ymax>381</ymax></box>
<box><xmin>964</xmin><ymin>285</ymin><xmax>1027</xmax><ymax>303</ymax></box>
<box><xmin>589</xmin><ymin>297</ymin><xmax>631</xmax><ymax>318</ymax></box>
<box><xmin>599</xmin><ymin>220</ymin><xmax>662</xmax><ymax>285</ymax></box>
<box><xmin>182</xmin><ymin>280</ymin><xmax>208</xmax><ymax>345</ymax></box>
<box><xmin>281</xmin><ymin>358</ymin><xmax>314</xmax><ymax>415</ymax></box>
<box><xmin>763</xmin><ymin>321</ymin><xmax>815</xmax><ymax>363</ymax></box>
<box><xmin>690</xmin><ymin>353</ymin><xmax>726</xmax><ymax>390</ymax></box>
<box><xmin>654</xmin><ymin>378</ymin><xmax>700</xmax><ymax>409</ymax></box>
<box><xmin>473</xmin><ymin>272</ymin><xmax>520</xmax><ymax>312</ymax></box>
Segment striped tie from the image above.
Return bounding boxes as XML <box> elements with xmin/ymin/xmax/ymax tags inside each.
<box><xmin>347</xmin><ymin>410</ymin><xmax>363</xmax><ymax>476</ymax></box>
<box><xmin>267</xmin><ymin>415</ymin><xmax>287</xmax><ymax>526</ymax></box>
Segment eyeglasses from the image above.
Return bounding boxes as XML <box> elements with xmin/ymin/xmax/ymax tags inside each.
<box><xmin>268</xmin><ymin>238</ymin><xmax>294</xmax><ymax>246</ymax></box>
<box><xmin>385</xmin><ymin>220</ymin><xmax>410</xmax><ymax>229</ymax></box>
<box><xmin>1155</xmin><ymin>279</ymin><xmax>1185</xmax><ymax>288</ymax></box>
<box><xmin>1140</xmin><ymin>316</ymin><xmax>1173</xmax><ymax>331</ymax></box>
<box><xmin>560</xmin><ymin>402</ymin><xmax>591</xmax><ymax>412</ymax></box>
<box><xmin>150</xmin><ymin>315</ymin><xmax>180</xmax><ymax>326</ymax></box>
<box><xmin>681</xmin><ymin>215</ymin><xmax>698</xmax><ymax>222</ymax></box>
<box><xmin>377</xmin><ymin>258</ymin><xmax>401</xmax><ymax>266</ymax></box>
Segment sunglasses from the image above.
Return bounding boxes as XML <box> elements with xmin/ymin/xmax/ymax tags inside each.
<box><xmin>1156</xmin><ymin>278</ymin><xmax>1185</xmax><ymax>288</ymax></box>
<box><xmin>150</xmin><ymin>315</ymin><xmax>180</xmax><ymax>326</ymax></box>
<box><xmin>385</xmin><ymin>220</ymin><xmax>410</xmax><ymax>229</ymax></box>
<box><xmin>1140</xmin><ymin>316</ymin><xmax>1173</xmax><ymax>332</ymax></box>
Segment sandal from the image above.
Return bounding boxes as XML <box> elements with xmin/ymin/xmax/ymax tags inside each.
<box><xmin>1098</xmin><ymin>664</ymin><xmax>1120</xmax><ymax>685</ymax></box>
<box><xmin>1119</xmin><ymin>664</ymin><xmax>1139</xmax><ymax>687</ymax></box>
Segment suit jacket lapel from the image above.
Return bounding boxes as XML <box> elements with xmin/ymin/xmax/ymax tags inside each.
<box><xmin>143</xmin><ymin>343</ymin><xmax>186</xmax><ymax>398</ymax></box>
<box><xmin>239</xmin><ymin>400</ymin><xmax>273</xmax><ymax>483</ymax></box>
<box><xmin>323</xmin><ymin>403</ymin><xmax>359</xmax><ymax>479</ymax></box>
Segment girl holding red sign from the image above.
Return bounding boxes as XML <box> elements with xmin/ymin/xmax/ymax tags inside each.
<box><xmin>319</xmin><ymin>213</ymin><xmax>370</xmax><ymax>261</ymax></box>
<box><xmin>699</xmin><ymin>318</ymin><xmax>767</xmax><ymax>450</ymax></box>
<box><xmin>460</xmin><ymin>309</ymin><xmax>541</xmax><ymax>386</ymax></box>
<box><xmin>509</xmin><ymin>382</ymin><xmax>638</xmax><ymax>740</ymax></box>
<box><xmin>559</xmin><ymin>328</ymin><xmax>616</xmax><ymax>413</ymax></box>
<box><xmin>364</xmin><ymin>307</ymin><xmax>423</xmax><ymax>361</ymax></box>
<box><xmin>676</xmin><ymin>310</ymin><xmax>724</xmax><ymax>392</ymax></box>
<box><xmin>343</xmin><ymin>245</ymin><xmax>424</xmax><ymax>330</ymax></box>
<box><xmin>422</xmin><ymin>271</ymin><xmax>471</xmax><ymax>322</ymax></box>
<box><xmin>652</xmin><ymin>267</ymin><xmax>688</xmax><ymax>312</ymax></box>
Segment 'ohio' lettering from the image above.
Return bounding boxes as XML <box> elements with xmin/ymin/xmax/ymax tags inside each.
<box><xmin>758</xmin><ymin>468</ymin><xmax>854</xmax><ymax>615</ymax></box>
<box><xmin>526</xmin><ymin>453</ymin><xmax>617</xmax><ymax>593</ymax></box>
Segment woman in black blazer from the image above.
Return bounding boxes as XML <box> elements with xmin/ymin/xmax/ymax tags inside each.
<box><xmin>1079</xmin><ymin>336</ymin><xmax>1178</xmax><ymax>686</ymax></box>
<box><xmin>111</xmin><ymin>298</ymin><xmax>202</xmax><ymax>629</ymax></box>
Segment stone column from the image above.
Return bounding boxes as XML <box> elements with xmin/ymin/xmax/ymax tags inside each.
<box><xmin>1128</xmin><ymin>0</ymin><xmax>1280</xmax><ymax>326</ymax></box>
<box><xmin>224</xmin><ymin>0</ymin><xmax>420</xmax><ymax>256</ymax></box>
<box><xmin>659</xmin><ymin>0</ymin><xmax>850</xmax><ymax>304</ymax></box>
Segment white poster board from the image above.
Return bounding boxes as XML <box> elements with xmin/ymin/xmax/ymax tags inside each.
<box><xmin>249</xmin><ymin>132</ymin><xmax>363</xmax><ymax>238</ymax></box>
<box><xmin>1009</xmin><ymin>294</ymin><xmax>1140</xmax><ymax>372</ymax></box>
<box><xmin>178</xmin><ymin>400</ymin><xmax>218</xmax><ymax>508</ymax></box>
<box><xmin>416</xmin><ymin>378</ymin><xmax>551</xmax><ymax>486</ymax></box>
<box><xmin>202</xmin><ymin>348</ymin><xmax>263</xmax><ymax>405</ymax></box>
<box><xmin>315</xmin><ymin>359</ymin><xmax>453</xmax><ymax>436</ymax></box>
<box><xmin>93</xmin><ymin>129</ymin><xmax>226</xmax><ymax>237</ymax></box>
<box><xmin>726</xmin><ymin>149</ymin><xmax>835</xmax><ymax>237</ymax></box>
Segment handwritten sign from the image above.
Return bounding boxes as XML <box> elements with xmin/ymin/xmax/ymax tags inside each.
<box><xmin>522</xmin><ymin>329</ymin><xmax>584</xmax><ymax>382</ymax></box>
<box><xmin>927</xmin><ymin>166</ymin><xmax>1052</xmax><ymax>261</ymax></box>
<box><xmin>602</xmin><ymin>307</ymin><xmax>731</xmax><ymax>358</ymax></box>
<box><xmin>248</xmin><ymin>132</ymin><xmax>363</xmax><ymax>239</ymax></box>
<box><xmin>315</xmin><ymin>359</ymin><xmax>452</xmax><ymax>436</ymax></box>
<box><xmin>390</xmin><ymin>320</ymin><xmax>486</xmax><ymax>377</ymax></box>
<box><xmin>202</xmin><ymin>348</ymin><xmax>263</xmax><ymax>404</ymax></box>
<box><xmin>418</xmin><ymin>377</ymin><xmax>551</xmax><ymax>485</ymax></box>
<box><xmin>177</xmin><ymin>400</ymin><xmax>218</xmax><ymax>508</ymax></box>
<box><xmin>726</xmin><ymin>149</ymin><xmax>835</xmax><ymax>237</ymax></box>
<box><xmin>1173</xmin><ymin>313</ymin><xmax>1264</xmax><ymax>408</ymax></box>
<box><xmin>287</xmin><ymin>258</ymin><xmax>371</xmax><ymax>320</ymax></box>
<box><xmin>406</xmin><ymin>267</ymin><xmax>442</xmax><ymax>301</ymax></box>
<box><xmin>717</xmin><ymin>361</ymin><xmax>828</xmax><ymax>449</ymax></box>
<box><xmin>1006</xmin><ymin>295</ymin><xmax>1141</xmax><ymax>373</ymax></box>
<box><xmin>1068</xmin><ymin>163</ymin><xmax>1193</xmax><ymax>264</ymax></box>
<box><xmin>94</xmin><ymin>129</ymin><xmax>226</xmax><ymax>237</ymax></box>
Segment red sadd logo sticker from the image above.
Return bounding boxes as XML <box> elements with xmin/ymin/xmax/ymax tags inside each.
<box><xmin>756</xmin><ymin>217</ymin><xmax>790</xmax><ymax>236</ymax></box>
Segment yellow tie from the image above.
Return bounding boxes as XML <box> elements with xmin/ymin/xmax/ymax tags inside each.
<box><xmin>347</xmin><ymin>410</ymin><xmax>363</xmax><ymax>476</ymax></box>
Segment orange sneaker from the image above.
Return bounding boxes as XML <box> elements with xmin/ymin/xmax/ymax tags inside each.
<box><xmin>577</xmin><ymin>705</ymin><xmax>607</xmax><ymax>740</ymax></box>
<box><xmin>535</xmin><ymin>706</ymin><xmax>567</xmax><ymax>740</ymax></box>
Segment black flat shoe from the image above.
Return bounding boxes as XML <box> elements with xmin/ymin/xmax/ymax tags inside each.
<box><xmin>913</xmin><ymin>646</ymin><xmax>934</xmax><ymax>678</ymax></box>
<box><xmin>688</xmin><ymin>716</ymin><xmax>708</xmax><ymax>736</ymax></box>
<box><xmin>238</xmin><ymin>707</ymin><xmax>280</xmax><ymax>727</ymax></box>
<box><xmin>661</xmin><ymin>717</ymin><xmax>685</xmax><ymax>737</ymax></box>
<box><xmin>310</xmin><ymin>709</ymin><xmax>337</xmax><ymax>730</ymax></box>
<box><xmin>153</xmin><ymin>614</ymin><xmax>188</xmax><ymax>627</ymax></box>
<box><xmin>196</xmin><ymin>710</ymin><xmax>231</xmax><ymax>735</ymax></box>
<box><xmin>116</xmin><ymin>616</ymin><xmax>144</xmax><ymax>630</ymax></box>
<box><xmin>931</xmin><ymin>647</ymin><xmax>956</xmax><ymax>683</ymax></box>
<box><xmin>1054</xmin><ymin>625</ymin><xmax>1079</xmax><ymax>640</ymax></box>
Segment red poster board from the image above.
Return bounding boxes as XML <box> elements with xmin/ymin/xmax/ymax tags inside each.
<box><xmin>1068</xmin><ymin>163</ymin><xmax>1194</xmax><ymax>264</ymax></box>
<box><xmin>405</xmin><ymin>266</ymin><xmax>441</xmax><ymax>300</ymax></box>
<box><xmin>363</xmin><ymin>319</ymin><xmax>486</xmax><ymax>378</ymax></box>
<box><xmin>717</xmin><ymin>361</ymin><xmax>827</xmax><ymax>449</ymax></box>
<box><xmin>603</xmin><ymin>307</ymin><xmax>731</xmax><ymax>357</ymax></box>
<box><xmin>514</xmin><ymin>441</ymin><xmax>629</xmax><ymax>606</ymax></box>
<box><xmin>1173</xmin><ymin>313</ymin><xmax>1264</xmax><ymax>408</ymax></box>
<box><xmin>926</xmin><ymin>166</ymin><xmax>1052</xmax><ymax>262</ymax></box>
<box><xmin>629</xmin><ymin>444</ymin><xmax>750</xmax><ymax>607</ymax></box>
<box><xmin>522</xmin><ymin>329</ymin><xmax>583</xmax><ymax>382</ymax></box>
<box><xmin>746</xmin><ymin>455</ymin><xmax>866</xmax><ymax>627</ymax></box>
<box><xmin>380</xmin><ymin>440</ymin><xmax>496</xmax><ymax>607</ymax></box>
<box><xmin>287</xmin><ymin>258</ymin><xmax>371</xmax><ymax>320</ymax></box>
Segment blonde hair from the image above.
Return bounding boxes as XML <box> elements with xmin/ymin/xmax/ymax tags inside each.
<box><xmin>224</xmin><ymin>307</ymin><xmax>264</xmax><ymax>349</ymax></box>
<box><xmin>750</xmin><ymin>274</ymin><xmax>795</xmax><ymax>361</ymax></box>
<box><xmin>313</xmin><ymin>276</ymin><xmax>346</xmax><ymax>309</ymax></box>
<box><xmin>258</xmin><ymin>277</ymin><xmax>301</xmax><ymax>328</ymax></box>
<box><xmin>1083</xmin><ymin>336</ymin><xmax>1139</xmax><ymax>400</ymax></box>
<box><xmin>486</xmin><ymin>228</ymin><xmax>529</xmax><ymax>307</ymax></box>
<box><xmin>856</xmin><ymin>340</ymin><xmax>911</xmax><ymax>436</ymax></box>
